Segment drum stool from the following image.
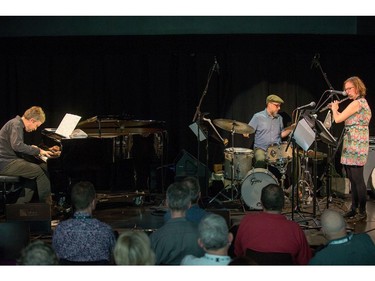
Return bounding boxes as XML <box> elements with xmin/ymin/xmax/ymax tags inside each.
<box><xmin>0</xmin><ymin>175</ymin><xmax>21</xmax><ymax>206</ymax></box>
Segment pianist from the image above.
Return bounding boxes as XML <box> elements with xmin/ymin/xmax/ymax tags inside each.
<box><xmin>0</xmin><ymin>106</ymin><xmax>57</xmax><ymax>205</ymax></box>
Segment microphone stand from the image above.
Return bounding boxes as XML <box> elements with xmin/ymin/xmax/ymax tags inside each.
<box><xmin>192</xmin><ymin>60</ymin><xmax>217</xmax><ymax>196</ymax></box>
<box><xmin>285</xmin><ymin>109</ymin><xmax>305</xmax><ymax>221</ymax></box>
<box><xmin>312</xmin><ymin>56</ymin><xmax>337</xmax><ymax>208</ymax></box>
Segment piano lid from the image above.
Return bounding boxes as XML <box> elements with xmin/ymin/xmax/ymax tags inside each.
<box><xmin>77</xmin><ymin>116</ymin><xmax>166</xmax><ymax>137</ymax></box>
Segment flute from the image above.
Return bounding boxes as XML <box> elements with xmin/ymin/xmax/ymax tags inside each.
<box><xmin>319</xmin><ymin>96</ymin><xmax>350</xmax><ymax>112</ymax></box>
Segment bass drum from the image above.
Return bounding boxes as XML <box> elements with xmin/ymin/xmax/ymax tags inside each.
<box><xmin>241</xmin><ymin>168</ymin><xmax>278</xmax><ymax>210</ymax></box>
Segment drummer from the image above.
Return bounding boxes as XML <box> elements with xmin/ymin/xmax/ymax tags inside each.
<box><xmin>243</xmin><ymin>94</ymin><xmax>293</xmax><ymax>168</ymax></box>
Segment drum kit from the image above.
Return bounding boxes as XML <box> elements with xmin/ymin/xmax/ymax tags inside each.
<box><xmin>210</xmin><ymin>118</ymin><xmax>327</xmax><ymax>210</ymax></box>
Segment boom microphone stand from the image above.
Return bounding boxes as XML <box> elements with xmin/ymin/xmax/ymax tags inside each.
<box><xmin>191</xmin><ymin>58</ymin><xmax>219</xmax><ymax>196</ymax></box>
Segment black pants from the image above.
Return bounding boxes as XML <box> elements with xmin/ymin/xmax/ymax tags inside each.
<box><xmin>344</xmin><ymin>165</ymin><xmax>367</xmax><ymax>213</ymax></box>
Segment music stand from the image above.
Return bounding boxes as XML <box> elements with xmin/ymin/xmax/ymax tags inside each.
<box><xmin>294</xmin><ymin>118</ymin><xmax>315</xmax><ymax>152</ymax></box>
<box><xmin>314</xmin><ymin>118</ymin><xmax>337</xmax><ymax>147</ymax></box>
<box><xmin>289</xmin><ymin>117</ymin><xmax>318</xmax><ymax>221</ymax></box>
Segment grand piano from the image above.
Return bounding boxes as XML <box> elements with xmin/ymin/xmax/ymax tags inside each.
<box><xmin>42</xmin><ymin>115</ymin><xmax>167</xmax><ymax>197</ymax></box>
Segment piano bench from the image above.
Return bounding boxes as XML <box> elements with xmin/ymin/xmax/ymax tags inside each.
<box><xmin>0</xmin><ymin>175</ymin><xmax>21</xmax><ymax>205</ymax></box>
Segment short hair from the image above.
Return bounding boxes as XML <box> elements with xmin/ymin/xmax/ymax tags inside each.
<box><xmin>17</xmin><ymin>240</ymin><xmax>59</xmax><ymax>265</ymax></box>
<box><xmin>114</xmin><ymin>230</ymin><xmax>155</xmax><ymax>265</ymax></box>
<box><xmin>71</xmin><ymin>181</ymin><xmax>96</xmax><ymax>210</ymax></box>
<box><xmin>260</xmin><ymin>184</ymin><xmax>284</xmax><ymax>211</ymax></box>
<box><xmin>321</xmin><ymin>209</ymin><xmax>346</xmax><ymax>236</ymax></box>
<box><xmin>166</xmin><ymin>181</ymin><xmax>191</xmax><ymax>211</ymax></box>
<box><xmin>344</xmin><ymin>76</ymin><xmax>366</xmax><ymax>97</ymax></box>
<box><xmin>198</xmin><ymin>213</ymin><xmax>228</xmax><ymax>250</ymax></box>
<box><xmin>23</xmin><ymin>106</ymin><xmax>46</xmax><ymax>123</ymax></box>
<box><xmin>180</xmin><ymin>176</ymin><xmax>200</xmax><ymax>203</ymax></box>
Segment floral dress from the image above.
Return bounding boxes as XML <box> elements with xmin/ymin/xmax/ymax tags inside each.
<box><xmin>341</xmin><ymin>98</ymin><xmax>372</xmax><ymax>166</ymax></box>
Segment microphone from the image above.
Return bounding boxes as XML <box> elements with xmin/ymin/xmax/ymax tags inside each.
<box><xmin>296</xmin><ymin>101</ymin><xmax>316</xmax><ymax>110</ymax></box>
<box><xmin>327</xmin><ymin>89</ymin><xmax>347</xmax><ymax>96</ymax></box>
<box><xmin>213</xmin><ymin>57</ymin><xmax>220</xmax><ymax>74</ymax></box>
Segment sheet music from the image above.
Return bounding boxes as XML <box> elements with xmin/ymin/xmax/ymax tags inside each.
<box><xmin>55</xmin><ymin>113</ymin><xmax>81</xmax><ymax>138</ymax></box>
<box><xmin>293</xmin><ymin>118</ymin><xmax>316</xmax><ymax>151</ymax></box>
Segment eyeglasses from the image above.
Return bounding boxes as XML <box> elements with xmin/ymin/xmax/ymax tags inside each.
<box><xmin>270</xmin><ymin>103</ymin><xmax>281</xmax><ymax>108</ymax></box>
<box><xmin>345</xmin><ymin>86</ymin><xmax>354</xmax><ymax>92</ymax></box>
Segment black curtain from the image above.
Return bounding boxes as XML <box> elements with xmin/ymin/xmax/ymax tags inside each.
<box><xmin>0</xmin><ymin>34</ymin><xmax>374</xmax><ymax>173</ymax></box>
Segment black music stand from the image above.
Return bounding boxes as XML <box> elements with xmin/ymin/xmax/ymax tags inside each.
<box><xmin>311</xmin><ymin>115</ymin><xmax>341</xmax><ymax>209</ymax></box>
<box><xmin>289</xmin><ymin>116</ymin><xmax>317</xmax><ymax>221</ymax></box>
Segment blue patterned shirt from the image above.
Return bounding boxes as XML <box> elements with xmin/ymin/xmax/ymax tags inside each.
<box><xmin>52</xmin><ymin>211</ymin><xmax>116</xmax><ymax>262</ymax></box>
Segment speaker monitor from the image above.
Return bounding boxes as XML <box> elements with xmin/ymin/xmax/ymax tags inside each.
<box><xmin>364</xmin><ymin>145</ymin><xmax>375</xmax><ymax>190</ymax></box>
<box><xmin>175</xmin><ymin>150</ymin><xmax>209</xmax><ymax>195</ymax></box>
<box><xmin>6</xmin><ymin>203</ymin><xmax>51</xmax><ymax>235</ymax></box>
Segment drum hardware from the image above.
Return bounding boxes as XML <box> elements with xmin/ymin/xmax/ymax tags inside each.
<box><xmin>209</xmin><ymin>119</ymin><xmax>255</xmax><ymax>206</ymax></box>
<box><xmin>298</xmin><ymin>152</ymin><xmax>315</xmax><ymax>206</ymax></box>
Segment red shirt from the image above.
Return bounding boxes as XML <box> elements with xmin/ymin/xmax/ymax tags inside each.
<box><xmin>234</xmin><ymin>212</ymin><xmax>312</xmax><ymax>265</ymax></box>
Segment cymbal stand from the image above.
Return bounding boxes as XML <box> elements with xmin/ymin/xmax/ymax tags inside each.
<box><xmin>208</xmin><ymin>124</ymin><xmax>241</xmax><ymax>206</ymax></box>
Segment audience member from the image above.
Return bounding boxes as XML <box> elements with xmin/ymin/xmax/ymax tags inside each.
<box><xmin>150</xmin><ymin>181</ymin><xmax>204</xmax><ymax>265</ymax></box>
<box><xmin>52</xmin><ymin>181</ymin><xmax>116</xmax><ymax>264</ymax></box>
<box><xmin>17</xmin><ymin>240</ymin><xmax>59</xmax><ymax>265</ymax></box>
<box><xmin>309</xmin><ymin>209</ymin><xmax>375</xmax><ymax>265</ymax></box>
<box><xmin>181</xmin><ymin>213</ymin><xmax>232</xmax><ymax>265</ymax></box>
<box><xmin>114</xmin><ymin>230</ymin><xmax>155</xmax><ymax>265</ymax></box>
<box><xmin>164</xmin><ymin>176</ymin><xmax>208</xmax><ymax>223</ymax></box>
<box><xmin>234</xmin><ymin>184</ymin><xmax>312</xmax><ymax>265</ymax></box>
<box><xmin>228</xmin><ymin>256</ymin><xmax>258</xmax><ymax>265</ymax></box>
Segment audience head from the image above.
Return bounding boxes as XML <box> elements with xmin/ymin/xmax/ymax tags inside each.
<box><xmin>198</xmin><ymin>213</ymin><xmax>232</xmax><ymax>251</ymax></box>
<box><xmin>180</xmin><ymin>176</ymin><xmax>201</xmax><ymax>204</ymax></box>
<box><xmin>114</xmin><ymin>230</ymin><xmax>155</xmax><ymax>265</ymax></box>
<box><xmin>71</xmin><ymin>181</ymin><xmax>96</xmax><ymax>211</ymax></box>
<box><xmin>261</xmin><ymin>184</ymin><xmax>284</xmax><ymax>212</ymax></box>
<box><xmin>166</xmin><ymin>181</ymin><xmax>191</xmax><ymax>212</ymax></box>
<box><xmin>321</xmin><ymin>209</ymin><xmax>347</xmax><ymax>240</ymax></box>
<box><xmin>17</xmin><ymin>240</ymin><xmax>59</xmax><ymax>265</ymax></box>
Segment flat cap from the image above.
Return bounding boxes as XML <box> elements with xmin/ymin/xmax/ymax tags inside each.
<box><xmin>266</xmin><ymin>94</ymin><xmax>284</xmax><ymax>104</ymax></box>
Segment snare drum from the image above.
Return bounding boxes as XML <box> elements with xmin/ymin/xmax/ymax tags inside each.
<box><xmin>241</xmin><ymin>168</ymin><xmax>278</xmax><ymax>210</ymax></box>
<box><xmin>266</xmin><ymin>142</ymin><xmax>293</xmax><ymax>164</ymax></box>
<box><xmin>224</xmin><ymin>147</ymin><xmax>254</xmax><ymax>180</ymax></box>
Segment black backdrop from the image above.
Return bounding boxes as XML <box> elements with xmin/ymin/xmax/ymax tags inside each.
<box><xmin>0</xmin><ymin>33</ymin><xmax>374</xmax><ymax>190</ymax></box>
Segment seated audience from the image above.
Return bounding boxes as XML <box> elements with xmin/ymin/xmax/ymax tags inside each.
<box><xmin>309</xmin><ymin>209</ymin><xmax>375</xmax><ymax>265</ymax></box>
<box><xmin>17</xmin><ymin>240</ymin><xmax>59</xmax><ymax>265</ymax></box>
<box><xmin>234</xmin><ymin>184</ymin><xmax>312</xmax><ymax>265</ymax></box>
<box><xmin>52</xmin><ymin>181</ymin><xmax>116</xmax><ymax>264</ymax></box>
<box><xmin>228</xmin><ymin>256</ymin><xmax>258</xmax><ymax>265</ymax></box>
<box><xmin>181</xmin><ymin>213</ymin><xmax>232</xmax><ymax>265</ymax></box>
<box><xmin>150</xmin><ymin>181</ymin><xmax>204</xmax><ymax>265</ymax></box>
<box><xmin>114</xmin><ymin>230</ymin><xmax>155</xmax><ymax>265</ymax></box>
<box><xmin>164</xmin><ymin>176</ymin><xmax>208</xmax><ymax>223</ymax></box>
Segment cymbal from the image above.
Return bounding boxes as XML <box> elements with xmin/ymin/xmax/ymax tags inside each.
<box><xmin>284</xmin><ymin>123</ymin><xmax>296</xmax><ymax>131</ymax></box>
<box><xmin>213</xmin><ymin>119</ymin><xmax>255</xmax><ymax>134</ymax></box>
<box><xmin>299</xmin><ymin>149</ymin><xmax>327</xmax><ymax>160</ymax></box>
